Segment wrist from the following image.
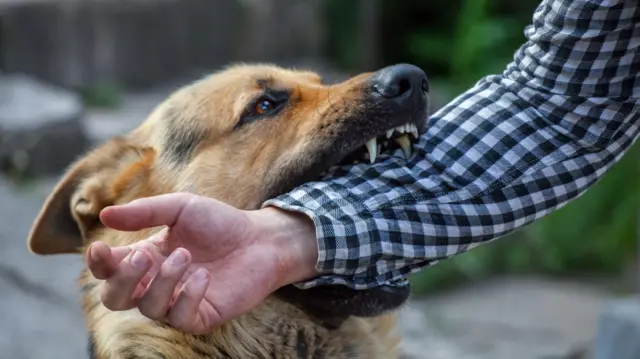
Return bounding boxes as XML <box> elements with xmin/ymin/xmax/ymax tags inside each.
<box><xmin>249</xmin><ymin>206</ymin><xmax>319</xmax><ymax>288</ymax></box>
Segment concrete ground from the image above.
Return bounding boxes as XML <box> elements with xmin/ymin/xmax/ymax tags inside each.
<box><xmin>0</xmin><ymin>176</ymin><xmax>88</xmax><ymax>359</ymax></box>
<box><xmin>0</xmin><ymin>84</ymin><xmax>616</xmax><ymax>359</ymax></box>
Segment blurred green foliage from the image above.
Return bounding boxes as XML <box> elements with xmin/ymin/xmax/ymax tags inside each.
<box><xmin>326</xmin><ymin>0</ymin><xmax>639</xmax><ymax>294</ymax></box>
<box><xmin>81</xmin><ymin>83</ymin><xmax>123</xmax><ymax>109</ymax></box>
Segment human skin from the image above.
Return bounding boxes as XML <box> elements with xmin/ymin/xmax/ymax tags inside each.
<box><xmin>86</xmin><ymin>192</ymin><xmax>318</xmax><ymax>334</ymax></box>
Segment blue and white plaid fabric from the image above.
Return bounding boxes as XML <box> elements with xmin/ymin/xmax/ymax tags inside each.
<box><xmin>264</xmin><ymin>0</ymin><xmax>640</xmax><ymax>290</ymax></box>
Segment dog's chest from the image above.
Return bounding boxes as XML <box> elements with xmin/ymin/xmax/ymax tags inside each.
<box><xmin>84</xmin><ymin>300</ymin><xmax>391</xmax><ymax>359</ymax></box>
<box><xmin>81</xmin><ymin>275</ymin><xmax>395</xmax><ymax>359</ymax></box>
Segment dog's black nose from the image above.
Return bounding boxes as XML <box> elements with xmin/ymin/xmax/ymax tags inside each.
<box><xmin>371</xmin><ymin>64</ymin><xmax>429</xmax><ymax>99</ymax></box>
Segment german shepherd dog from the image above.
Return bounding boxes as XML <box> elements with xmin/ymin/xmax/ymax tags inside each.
<box><xmin>26</xmin><ymin>63</ymin><xmax>429</xmax><ymax>358</ymax></box>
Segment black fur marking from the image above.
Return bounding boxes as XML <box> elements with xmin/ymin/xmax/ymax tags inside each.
<box><xmin>295</xmin><ymin>329</ymin><xmax>309</xmax><ymax>359</ymax></box>
<box><xmin>162</xmin><ymin>107</ymin><xmax>206</xmax><ymax>164</ymax></box>
<box><xmin>214</xmin><ymin>346</ymin><xmax>232</xmax><ymax>359</ymax></box>
<box><xmin>190</xmin><ymin>345</ymin><xmax>212</xmax><ymax>358</ymax></box>
<box><xmin>256</xmin><ymin>78</ymin><xmax>274</xmax><ymax>89</ymax></box>
<box><xmin>85</xmin><ymin>300</ymin><xmax>101</xmax><ymax>315</ymax></box>
<box><xmin>87</xmin><ymin>335</ymin><xmax>96</xmax><ymax>359</ymax></box>
<box><xmin>81</xmin><ymin>282</ymin><xmax>97</xmax><ymax>293</ymax></box>
<box><xmin>274</xmin><ymin>283</ymin><xmax>410</xmax><ymax>330</ymax></box>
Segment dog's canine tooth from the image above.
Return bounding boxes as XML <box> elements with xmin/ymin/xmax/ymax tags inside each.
<box><xmin>365</xmin><ymin>138</ymin><xmax>377</xmax><ymax>163</ymax></box>
<box><xmin>409</xmin><ymin>124</ymin><xmax>419</xmax><ymax>138</ymax></box>
<box><xmin>395</xmin><ymin>135</ymin><xmax>412</xmax><ymax>159</ymax></box>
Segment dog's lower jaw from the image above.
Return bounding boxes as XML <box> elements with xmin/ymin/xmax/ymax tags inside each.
<box><xmin>275</xmin><ymin>284</ymin><xmax>411</xmax><ymax>330</ymax></box>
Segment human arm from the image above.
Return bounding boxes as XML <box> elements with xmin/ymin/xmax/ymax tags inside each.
<box><xmin>265</xmin><ymin>0</ymin><xmax>640</xmax><ymax>290</ymax></box>
<box><xmin>87</xmin><ymin>195</ymin><xmax>319</xmax><ymax>333</ymax></box>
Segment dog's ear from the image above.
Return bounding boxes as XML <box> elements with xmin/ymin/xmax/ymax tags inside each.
<box><xmin>27</xmin><ymin>163</ymin><xmax>90</xmax><ymax>255</ymax></box>
<box><xmin>27</xmin><ymin>139</ymin><xmax>156</xmax><ymax>255</ymax></box>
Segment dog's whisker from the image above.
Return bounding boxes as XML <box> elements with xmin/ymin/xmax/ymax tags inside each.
<box><xmin>314</xmin><ymin>86</ymin><xmax>326</xmax><ymax>117</ymax></box>
<box><xmin>327</xmin><ymin>84</ymin><xmax>339</xmax><ymax>113</ymax></box>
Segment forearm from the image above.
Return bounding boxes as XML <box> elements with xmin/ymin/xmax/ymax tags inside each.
<box><xmin>264</xmin><ymin>0</ymin><xmax>640</xmax><ymax>289</ymax></box>
<box><xmin>250</xmin><ymin>206</ymin><xmax>319</xmax><ymax>286</ymax></box>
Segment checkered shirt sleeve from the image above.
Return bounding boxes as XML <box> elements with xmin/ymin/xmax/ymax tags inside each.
<box><xmin>263</xmin><ymin>0</ymin><xmax>640</xmax><ymax>290</ymax></box>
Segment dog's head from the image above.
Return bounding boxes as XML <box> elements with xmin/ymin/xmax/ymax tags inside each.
<box><xmin>26</xmin><ymin>63</ymin><xmax>429</xmax><ymax>326</ymax></box>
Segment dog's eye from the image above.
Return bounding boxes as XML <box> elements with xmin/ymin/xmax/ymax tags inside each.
<box><xmin>236</xmin><ymin>92</ymin><xmax>289</xmax><ymax>129</ymax></box>
<box><xmin>247</xmin><ymin>97</ymin><xmax>282</xmax><ymax>118</ymax></box>
<box><xmin>255</xmin><ymin>99</ymin><xmax>275</xmax><ymax>115</ymax></box>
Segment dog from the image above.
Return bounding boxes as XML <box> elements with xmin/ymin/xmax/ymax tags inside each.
<box><xmin>26</xmin><ymin>63</ymin><xmax>429</xmax><ymax>359</ymax></box>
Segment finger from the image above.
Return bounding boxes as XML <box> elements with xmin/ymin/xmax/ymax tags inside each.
<box><xmin>101</xmin><ymin>250</ymin><xmax>153</xmax><ymax>311</ymax></box>
<box><xmin>129</xmin><ymin>228</ymin><xmax>170</xmax><ymax>255</ymax></box>
<box><xmin>132</xmin><ymin>272</ymin><xmax>154</xmax><ymax>299</ymax></box>
<box><xmin>167</xmin><ymin>268</ymin><xmax>212</xmax><ymax>334</ymax></box>
<box><xmin>99</xmin><ymin>193</ymin><xmax>195</xmax><ymax>231</ymax></box>
<box><xmin>86</xmin><ymin>242</ymin><xmax>133</xmax><ymax>280</ymax></box>
<box><xmin>138</xmin><ymin>248</ymin><xmax>191</xmax><ymax>320</ymax></box>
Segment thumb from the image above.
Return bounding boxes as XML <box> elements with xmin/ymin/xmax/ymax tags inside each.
<box><xmin>100</xmin><ymin>193</ymin><xmax>196</xmax><ymax>231</ymax></box>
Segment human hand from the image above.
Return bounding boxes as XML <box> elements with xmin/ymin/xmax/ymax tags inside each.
<box><xmin>85</xmin><ymin>193</ymin><xmax>318</xmax><ymax>334</ymax></box>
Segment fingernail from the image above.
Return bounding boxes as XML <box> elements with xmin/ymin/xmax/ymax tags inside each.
<box><xmin>192</xmin><ymin>269</ymin><xmax>209</xmax><ymax>283</ymax></box>
<box><xmin>131</xmin><ymin>250</ymin><xmax>150</xmax><ymax>269</ymax></box>
<box><xmin>168</xmin><ymin>249</ymin><xmax>187</xmax><ymax>266</ymax></box>
<box><xmin>89</xmin><ymin>247</ymin><xmax>100</xmax><ymax>262</ymax></box>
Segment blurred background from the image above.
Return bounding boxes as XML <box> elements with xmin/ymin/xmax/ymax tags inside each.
<box><xmin>0</xmin><ymin>0</ymin><xmax>638</xmax><ymax>358</ymax></box>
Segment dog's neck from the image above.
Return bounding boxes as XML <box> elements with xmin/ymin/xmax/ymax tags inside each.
<box><xmin>79</xmin><ymin>261</ymin><xmax>386</xmax><ymax>359</ymax></box>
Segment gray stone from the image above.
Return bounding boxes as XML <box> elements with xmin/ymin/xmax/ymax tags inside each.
<box><xmin>0</xmin><ymin>176</ymin><xmax>87</xmax><ymax>359</ymax></box>
<box><xmin>413</xmin><ymin>276</ymin><xmax>613</xmax><ymax>359</ymax></box>
<box><xmin>594</xmin><ymin>298</ymin><xmax>640</xmax><ymax>359</ymax></box>
<box><xmin>397</xmin><ymin>305</ymin><xmax>480</xmax><ymax>359</ymax></box>
<box><xmin>0</xmin><ymin>74</ymin><xmax>89</xmax><ymax>176</ymax></box>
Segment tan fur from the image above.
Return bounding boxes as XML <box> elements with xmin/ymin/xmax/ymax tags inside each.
<box><xmin>27</xmin><ymin>64</ymin><xmax>405</xmax><ymax>359</ymax></box>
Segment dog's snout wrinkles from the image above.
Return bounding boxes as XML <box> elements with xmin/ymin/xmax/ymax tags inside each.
<box><xmin>371</xmin><ymin>64</ymin><xmax>428</xmax><ymax>100</ymax></box>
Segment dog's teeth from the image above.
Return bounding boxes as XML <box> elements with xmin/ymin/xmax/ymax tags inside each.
<box><xmin>365</xmin><ymin>138</ymin><xmax>377</xmax><ymax>163</ymax></box>
<box><xmin>409</xmin><ymin>124</ymin><xmax>419</xmax><ymax>138</ymax></box>
<box><xmin>386</xmin><ymin>129</ymin><xmax>394</xmax><ymax>138</ymax></box>
<box><xmin>395</xmin><ymin>135</ymin><xmax>412</xmax><ymax>159</ymax></box>
<box><xmin>405</xmin><ymin>123</ymin><xmax>412</xmax><ymax>133</ymax></box>
<box><xmin>397</xmin><ymin>126</ymin><xmax>405</xmax><ymax>134</ymax></box>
